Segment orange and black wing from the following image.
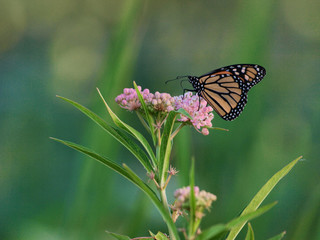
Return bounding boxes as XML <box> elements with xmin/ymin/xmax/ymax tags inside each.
<box><xmin>198</xmin><ymin>64</ymin><xmax>266</xmax><ymax>121</ymax></box>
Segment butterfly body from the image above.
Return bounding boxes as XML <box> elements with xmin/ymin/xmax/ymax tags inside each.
<box><xmin>187</xmin><ymin>64</ymin><xmax>266</xmax><ymax>121</ymax></box>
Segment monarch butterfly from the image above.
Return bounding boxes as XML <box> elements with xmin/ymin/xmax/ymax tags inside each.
<box><xmin>176</xmin><ymin>64</ymin><xmax>266</xmax><ymax>121</ymax></box>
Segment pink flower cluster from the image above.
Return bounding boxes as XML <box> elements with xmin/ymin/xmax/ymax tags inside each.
<box><xmin>115</xmin><ymin>87</ymin><xmax>214</xmax><ymax>135</ymax></box>
<box><xmin>115</xmin><ymin>87</ymin><xmax>175</xmax><ymax>113</ymax></box>
<box><xmin>173</xmin><ymin>186</ymin><xmax>217</xmax><ymax>220</ymax></box>
<box><xmin>151</xmin><ymin>91</ymin><xmax>175</xmax><ymax>112</ymax></box>
<box><xmin>115</xmin><ymin>87</ymin><xmax>153</xmax><ymax>111</ymax></box>
<box><xmin>174</xmin><ymin>92</ymin><xmax>214</xmax><ymax>135</ymax></box>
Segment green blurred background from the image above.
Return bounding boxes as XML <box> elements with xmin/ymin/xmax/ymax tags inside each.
<box><xmin>1</xmin><ymin>0</ymin><xmax>320</xmax><ymax>239</ymax></box>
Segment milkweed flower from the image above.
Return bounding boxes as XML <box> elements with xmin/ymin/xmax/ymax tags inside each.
<box><xmin>174</xmin><ymin>92</ymin><xmax>214</xmax><ymax>135</ymax></box>
<box><xmin>115</xmin><ymin>87</ymin><xmax>175</xmax><ymax>113</ymax></box>
<box><xmin>150</xmin><ymin>91</ymin><xmax>175</xmax><ymax>113</ymax></box>
<box><xmin>115</xmin><ymin>87</ymin><xmax>214</xmax><ymax>135</ymax></box>
<box><xmin>115</xmin><ymin>87</ymin><xmax>154</xmax><ymax>111</ymax></box>
<box><xmin>172</xmin><ymin>186</ymin><xmax>217</xmax><ymax>222</ymax></box>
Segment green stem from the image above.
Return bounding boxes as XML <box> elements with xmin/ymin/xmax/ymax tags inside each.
<box><xmin>160</xmin><ymin>141</ymin><xmax>172</xmax><ymax>188</ymax></box>
<box><xmin>158</xmin><ymin>127</ymin><xmax>161</xmax><ymax>146</ymax></box>
<box><xmin>170</xmin><ymin>123</ymin><xmax>184</xmax><ymax>140</ymax></box>
<box><xmin>160</xmin><ymin>188</ymin><xmax>175</xmax><ymax>240</ymax></box>
<box><xmin>192</xmin><ymin>218</ymin><xmax>202</xmax><ymax>238</ymax></box>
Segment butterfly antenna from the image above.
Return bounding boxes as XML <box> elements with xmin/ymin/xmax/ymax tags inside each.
<box><xmin>180</xmin><ymin>79</ymin><xmax>189</xmax><ymax>89</ymax></box>
<box><xmin>165</xmin><ymin>75</ymin><xmax>189</xmax><ymax>84</ymax></box>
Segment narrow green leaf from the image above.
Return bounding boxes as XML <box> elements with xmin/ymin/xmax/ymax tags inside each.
<box><xmin>149</xmin><ymin>231</ymin><xmax>156</xmax><ymax>238</ymax></box>
<box><xmin>51</xmin><ymin>137</ymin><xmax>159</xmax><ymax>203</ymax></box>
<box><xmin>197</xmin><ymin>224</ymin><xmax>227</xmax><ymax>240</ymax></box>
<box><xmin>154</xmin><ymin>231</ymin><xmax>170</xmax><ymax>240</ymax></box>
<box><xmin>267</xmin><ymin>231</ymin><xmax>286</xmax><ymax>240</ymax></box>
<box><xmin>133</xmin><ymin>81</ymin><xmax>156</xmax><ymax>145</ymax></box>
<box><xmin>105</xmin><ymin>231</ymin><xmax>131</xmax><ymax>240</ymax></box>
<box><xmin>51</xmin><ymin>137</ymin><xmax>135</xmax><ymax>183</ymax></box>
<box><xmin>97</xmin><ymin>89</ymin><xmax>157</xmax><ymax>167</ymax></box>
<box><xmin>56</xmin><ymin>95</ymin><xmax>153</xmax><ymax>172</ymax></box>
<box><xmin>198</xmin><ymin>202</ymin><xmax>276</xmax><ymax>240</ymax></box>
<box><xmin>226</xmin><ymin>202</ymin><xmax>276</xmax><ymax>229</ymax></box>
<box><xmin>159</xmin><ymin>111</ymin><xmax>178</xmax><ymax>184</ymax></box>
<box><xmin>207</xmin><ymin>126</ymin><xmax>229</xmax><ymax>132</ymax></box>
<box><xmin>189</xmin><ymin>157</ymin><xmax>196</xmax><ymax>237</ymax></box>
<box><xmin>51</xmin><ymin>137</ymin><xmax>180</xmax><ymax>239</ymax></box>
<box><xmin>226</xmin><ymin>156</ymin><xmax>302</xmax><ymax>240</ymax></box>
<box><xmin>245</xmin><ymin>223</ymin><xmax>255</xmax><ymax>240</ymax></box>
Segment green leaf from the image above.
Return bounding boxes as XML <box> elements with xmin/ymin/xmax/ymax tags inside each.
<box><xmin>226</xmin><ymin>202</ymin><xmax>276</xmax><ymax>229</ymax></box>
<box><xmin>176</xmin><ymin>108</ymin><xmax>193</xmax><ymax>119</ymax></box>
<box><xmin>154</xmin><ymin>231</ymin><xmax>170</xmax><ymax>240</ymax></box>
<box><xmin>105</xmin><ymin>231</ymin><xmax>131</xmax><ymax>240</ymax></box>
<box><xmin>51</xmin><ymin>137</ymin><xmax>158</xmax><ymax>200</ymax></box>
<box><xmin>188</xmin><ymin>157</ymin><xmax>196</xmax><ymax>237</ymax></box>
<box><xmin>267</xmin><ymin>231</ymin><xmax>286</xmax><ymax>240</ymax></box>
<box><xmin>207</xmin><ymin>126</ymin><xmax>229</xmax><ymax>132</ymax></box>
<box><xmin>197</xmin><ymin>224</ymin><xmax>226</xmax><ymax>240</ymax></box>
<box><xmin>198</xmin><ymin>202</ymin><xmax>276</xmax><ymax>240</ymax></box>
<box><xmin>159</xmin><ymin>111</ymin><xmax>178</xmax><ymax>184</ymax></box>
<box><xmin>245</xmin><ymin>223</ymin><xmax>255</xmax><ymax>240</ymax></box>
<box><xmin>133</xmin><ymin>81</ymin><xmax>156</xmax><ymax>145</ymax></box>
<box><xmin>96</xmin><ymin>89</ymin><xmax>157</xmax><ymax>167</ymax></box>
<box><xmin>149</xmin><ymin>230</ymin><xmax>156</xmax><ymax>238</ymax></box>
<box><xmin>56</xmin><ymin>95</ymin><xmax>153</xmax><ymax>173</ymax></box>
<box><xmin>226</xmin><ymin>156</ymin><xmax>302</xmax><ymax>240</ymax></box>
<box><xmin>51</xmin><ymin>137</ymin><xmax>180</xmax><ymax>240</ymax></box>
<box><xmin>50</xmin><ymin>137</ymin><xmax>143</xmax><ymax>186</ymax></box>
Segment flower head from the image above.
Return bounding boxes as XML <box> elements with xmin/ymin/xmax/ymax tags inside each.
<box><xmin>115</xmin><ymin>87</ymin><xmax>175</xmax><ymax>113</ymax></box>
<box><xmin>150</xmin><ymin>91</ymin><xmax>175</xmax><ymax>113</ymax></box>
<box><xmin>115</xmin><ymin>87</ymin><xmax>215</xmax><ymax>135</ymax></box>
<box><xmin>115</xmin><ymin>87</ymin><xmax>154</xmax><ymax>111</ymax></box>
<box><xmin>172</xmin><ymin>186</ymin><xmax>217</xmax><ymax>221</ymax></box>
<box><xmin>174</xmin><ymin>92</ymin><xmax>214</xmax><ymax>135</ymax></box>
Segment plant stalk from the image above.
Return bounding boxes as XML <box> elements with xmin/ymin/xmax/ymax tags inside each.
<box><xmin>170</xmin><ymin>123</ymin><xmax>184</xmax><ymax>140</ymax></box>
<box><xmin>160</xmin><ymin>188</ymin><xmax>176</xmax><ymax>240</ymax></box>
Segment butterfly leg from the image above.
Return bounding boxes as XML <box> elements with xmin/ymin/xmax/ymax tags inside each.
<box><xmin>182</xmin><ymin>89</ymin><xmax>196</xmax><ymax>99</ymax></box>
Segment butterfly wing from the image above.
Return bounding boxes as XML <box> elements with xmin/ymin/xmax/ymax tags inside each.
<box><xmin>200</xmin><ymin>64</ymin><xmax>266</xmax><ymax>86</ymax></box>
<box><xmin>198</xmin><ymin>64</ymin><xmax>266</xmax><ymax>121</ymax></box>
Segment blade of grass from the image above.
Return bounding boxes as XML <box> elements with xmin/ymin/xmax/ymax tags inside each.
<box><xmin>226</xmin><ymin>156</ymin><xmax>302</xmax><ymax>240</ymax></box>
<box><xmin>97</xmin><ymin>89</ymin><xmax>157</xmax><ymax>167</ymax></box>
<box><xmin>56</xmin><ymin>95</ymin><xmax>153</xmax><ymax>172</ymax></box>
